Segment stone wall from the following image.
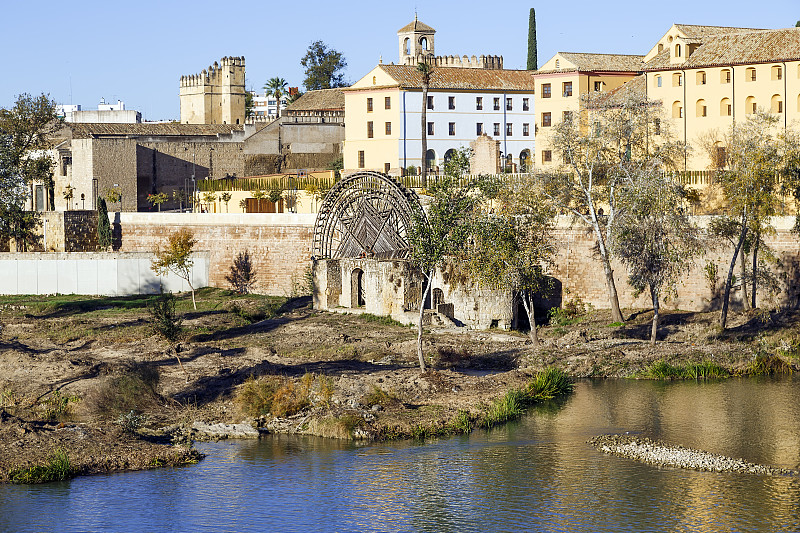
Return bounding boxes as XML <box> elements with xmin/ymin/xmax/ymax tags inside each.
<box><xmin>470</xmin><ymin>134</ymin><xmax>500</xmax><ymax>175</ymax></box>
<box><xmin>115</xmin><ymin>213</ymin><xmax>315</xmax><ymax>296</ymax></box>
<box><xmin>41</xmin><ymin>211</ymin><xmax>99</xmax><ymax>252</ymax></box>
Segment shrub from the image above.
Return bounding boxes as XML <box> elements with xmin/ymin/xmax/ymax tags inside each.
<box><xmin>148</xmin><ymin>291</ymin><xmax>182</xmax><ymax>343</ymax></box>
<box><xmin>87</xmin><ymin>363</ymin><xmax>161</xmax><ymax>417</ymax></box>
<box><xmin>361</xmin><ymin>386</ymin><xmax>400</xmax><ymax>408</ymax></box>
<box><xmin>236</xmin><ymin>376</ymin><xmax>311</xmax><ymax>418</ymax></box>
<box><xmin>684</xmin><ymin>361</ymin><xmax>729</xmax><ymax>380</ymax></box>
<box><xmin>526</xmin><ymin>367</ymin><xmax>573</xmax><ymax>400</ymax></box>
<box><xmin>645</xmin><ymin>360</ymin><xmax>684</xmax><ymax>380</ymax></box>
<box><xmin>744</xmin><ymin>354</ymin><xmax>794</xmax><ymax>376</ymax></box>
<box><xmin>226</xmin><ymin>250</ymin><xmax>257</xmax><ymax>294</ymax></box>
<box><xmin>9</xmin><ymin>449</ymin><xmax>72</xmax><ymax>484</ymax></box>
<box><xmin>38</xmin><ymin>390</ymin><xmax>79</xmax><ymax>421</ymax></box>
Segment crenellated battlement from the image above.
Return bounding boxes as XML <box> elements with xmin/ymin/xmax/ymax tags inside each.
<box><xmin>403</xmin><ymin>53</ymin><xmax>503</xmax><ymax>70</ymax></box>
<box><xmin>180</xmin><ymin>56</ymin><xmax>246</xmax><ymax>125</ymax></box>
<box><xmin>180</xmin><ymin>56</ymin><xmax>246</xmax><ymax>88</ymax></box>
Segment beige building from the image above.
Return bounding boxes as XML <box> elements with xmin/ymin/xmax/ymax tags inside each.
<box><xmin>180</xmin><ymin>56</ymin><xmax>246</xmax><ymax>125</ymax></box>
<box><xmin>534</xmin><ymin>24</ymin><xmax>800</xmax><ymax>172</ymax></box>
<box><xmin>532</xmin><ymin>53</ymin><xmax>644</xmax><ymax>168</ymax></box>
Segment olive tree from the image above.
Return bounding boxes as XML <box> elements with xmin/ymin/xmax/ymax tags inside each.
<box><xmin>544</xmin><ymin>91</ymin><xmax>684</xmax><ymax>323</ymax></box>
<box><xmin>611</xmin><ymin>169</ymin><xmax>702</xmax><ymax>344</ymax></box>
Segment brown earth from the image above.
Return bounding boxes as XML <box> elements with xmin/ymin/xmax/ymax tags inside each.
<box><xmin>1</xmin><ymin>289</ymin><xmax>798</xmax><ymax>483</ymax></box>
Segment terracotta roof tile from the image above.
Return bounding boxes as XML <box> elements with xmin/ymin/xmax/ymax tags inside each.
<box><xmin>397</xmin><ymin>18</ymin><xmax>435</xmax><ymax>34</ymax></box>
<box><xmin>68</xmin><ymin>123</ymin><xmax>243</xmax><ymax>138</ymax></box>
<box><xmin>593</xmin><ymin>75</ymin><xmax>648</xmax><ymax>107</ymax></box>
<box><xmin>674</xmin><ymin>24</ymin><xmax>764</xmax><ymax>38</ymax></box>
<box><xmin>285</xmin><ymin>88</ymin><xmax>345</xmax><ymax>112</ymax></box>
<box><xmin>536</xmin><ymin>53</ymin><xmax>644</xmax><ymax>74</ymax></box>
<box><xmin>375</xmin><ymin>64</ymin><xmax>535</xmax><ymax>91</ymax></box>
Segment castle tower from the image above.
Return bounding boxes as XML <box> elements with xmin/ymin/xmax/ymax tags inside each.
<box><xmin>180</xmin><ymin>56</ymin><xmax>246</xmax><ymax>125</ymax></box>
<box><xmin>398</xmin><ymin>16</ymin><xmax>435</xmax><ymax>65</ymax></box>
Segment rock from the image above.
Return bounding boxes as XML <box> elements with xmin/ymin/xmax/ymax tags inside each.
<box><xmin>191</xmin><ymin>421</ymin><xmax>260</xmax><ymax>440</ymax></box>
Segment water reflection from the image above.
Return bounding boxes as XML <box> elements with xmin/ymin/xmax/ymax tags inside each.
<box><xmin>1</xmin><ymin>377</ymin><xmax>798</xmax><ymax>532</ymax></box>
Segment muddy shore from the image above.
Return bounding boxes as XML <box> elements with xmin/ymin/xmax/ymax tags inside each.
<box><xmin>1</xmin><ymin>290</ymin><xmax>797</xmax><ymax>483</ymax></box>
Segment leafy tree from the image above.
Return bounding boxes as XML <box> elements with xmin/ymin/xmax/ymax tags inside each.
<box><xmin>104</xmin><ymin>188</ymin><xmax>122</xmax><ymax>210</ymax></box>
<box><xmin>97</xmin><ymin>197</ymin><xmax>112</xmax><ymax>251</ymax></box>
<box><xmin>264</xmin><ymin>77</ymin><xmax>288</xmax><ymax>118</ymax></box>
<box><xmin>173</xmin><ymin>189</ymin><xmax>187</xmax><ymax>211</ymax></box>
<box><xmin>417</xmin><ymin>62</ymin><xmax>434</xmax><ymax>187</ymax></box>
<box><xmin>239</xmin><ymin>198</ymin><xmax>248</xmax><ymax>213</ymax></box>
<box><xmin>201</xmin><ymin>191</ymin><xmax>216</xmax><ymax>212</ymax></box>
<box><xmin>527</xmin><ymin>8</ymin><xmax>538</xmax><ymax>70</ymax></box>
<box><xmin>544</xmin><ymin>91</ymin><xmax>684</xmax><ymax>323</ymax></box>
<box><xmin>611</xmin><ymin>171</ymin><xmax>702</xmax><ymax>344</ymax></box>
<box><xmin>226</xmin><ymin>250</ymin><xmax>257</xmax><ymax>294</ymax></box>
<box><xmin>408</xmin><ymin>147</ymin><xmax>483</xmax><ymax>371</ymax></box>
<box><xmin>711</xmin><ymin>111</ymin><xmax>790</xmax><ymax>328</ymax></box>
<box><xmin>468</xmin><ymin>174</ymin><xmax>556</xmax><ymax>345</ymax></box>
<box><xmin>151</xmin><ymin>229</ymin><xmax>199</xmax><ymax>310</ymax></box>
<box><xmin>245</xmin><ymin>90</ymin><xmax>255</xmax><ymax>117</ymax></box>
<box><xmin>267</xmin><ymin>186</ymin><xmax>283</xmax><ymax>204</ymax></box>
<box><xmin>62</xmin><ymin>184</ymin><xmax>74</xmax><ymax>210</ymax></box>
<box><xmin>220</xmin><ymin>192</ymin><xmax>232</xmax><ymax>212</ymax></box>
<box><xmin>147</xmin><ymin>192</ymin><xmax>168</xmax><ymax>211</ymax></box>
<box><xmin>326</xmin><ymin>154</ymin><xmax>343</xmax><ymax>179</ymax></box>
<box><xmin>301</xmin><ymin>41</ymin><xmax>347</xmax><ymax>90</ymax></box>
<box><xmin>251</xmin><ymin>188</ymin><xmax>267</xmax><ymax>200</ymax></box>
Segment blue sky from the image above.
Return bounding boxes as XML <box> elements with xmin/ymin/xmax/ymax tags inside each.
<box><xmin>2</xmin><ymin>0</ymin><xmax>797</xmax><ymax>120</ymax></box>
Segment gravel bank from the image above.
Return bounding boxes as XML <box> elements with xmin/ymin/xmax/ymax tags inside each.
<box><xmin>589</xmin><ymin>434</ymin><xmax>798</xmax><ymax>476</ymax></box>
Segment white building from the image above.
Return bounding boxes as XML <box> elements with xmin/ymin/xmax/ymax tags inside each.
<box><xmin>57</xmin><ymin>98</ymin><xmax>141</xmax><ymax>123</ymax></box>
<box><xmin>250</xmin><ymin>92</ymin><xmax>290</xmax><ymax>119</ymax></box>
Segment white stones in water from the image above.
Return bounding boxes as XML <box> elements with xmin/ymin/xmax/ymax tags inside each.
<box><xmin>588</xmin><ymin>434</ymin><xmax>797</xmax><ymax>476</ymax></box>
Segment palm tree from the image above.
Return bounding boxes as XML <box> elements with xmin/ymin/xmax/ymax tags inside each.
<box><xmin>264</xmin><ymin>77</ymin><xmax>288</xmax><ymax>118</ymax></box>
<box><xmin>416</xmin><ymin>62</ymin><xmax>433</xmax><ymax>187</ymax></box>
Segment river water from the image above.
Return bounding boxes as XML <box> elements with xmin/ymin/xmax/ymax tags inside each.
<box><xmin>2</xmin><ymin>377</ymin><xmax>799</xmax><ymax>532</ymax></box>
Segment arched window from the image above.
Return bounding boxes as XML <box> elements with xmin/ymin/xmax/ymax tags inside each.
<box><xmin>746</xmin><ymin>67</ymin><xmax>756</xmax><ymax>82</ymax></box>
<box><xmin>675</xmin><ymin>44</ymin><xmax>681</xmax><ymax>57</ymax></box>
<box><xmin>658</xmin><ymin>43</ymin><xmax>664</xmax><ymax>53</ymax></box>
<box><xmin>720</xmin><ymin>97</ymin><xmax>732</xmax><ymax>117</ymax></box>
<box><xmin>771</xmin><ymin>65</ymin><xmax>783</xmax><ymax>81</ymax></box>
<box><xmin>720</xmin><ymin>69</ymin><xmax>731</xmax><ymax>84</ymax></box>
<box><xmin>425</xmin><ymin>149</ymin><xmax>437</xmax><ymax>172</ymax></box>
<box><xmin>419</xmin><ymin>37</ymin><xmax>428</xmax><ymax>51</ymax></box>
<box><xmin>555</xmin><ymin>59</ymin><xmax>560</xmax><ymax>68</ymax></box>
<box><xmin>432</xmin><ymin>288</ymin><xmax>444</xmax><ymax>309</ymax></box>
<box><xmin>672</xmin><ymin>73</ymin><xmax>683</xmax><ymax>87</ymax></box>
<box><xmin>745</xmin><ymin>96</ymin><xmax>756</xmax><ymax>114</ymax></box>
<box><xmin>672</xmin><ymin>101</ymin><xmax>683</xmax><ymax>119</ymax></box>
<box><xmin>351</xmin><ymin>269</ymin><xmax>365</xmax><ymax>308</ymax></box>
<box><xmin>696</xmin><ymin>71</ymin><xmax>706</xmax><ymax>85</ymax></box>
<box><xmin>771</xmin><ymin>94</ymin><xmax>783</xmax><ymax>113</ymax></box>
<box><xmin>696</xmin><ymin>99</ymin><xmax>707</xmax><ymax>117</ymax></box>
<box><xmin>443</xmin><ymin>148</ymin><xmax>457</xmax><ymax>164</ymax></box>
<box><xmin>404</xmin><ymin>38</ymin><xmax>410</xmax><ymax>55</ymax></box>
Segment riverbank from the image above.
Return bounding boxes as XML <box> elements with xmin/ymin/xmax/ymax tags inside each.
<box><xmin>1</xmin><ymin>289</ymin><xmax>798</xmax><ymax>482</ymax></box>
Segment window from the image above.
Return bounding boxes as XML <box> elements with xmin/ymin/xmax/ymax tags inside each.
<box><xmin>367</xmin><ymin>98</ymin><xmax>373</xmax><ymax>112</ymax></box>
<box><xmin>427</xmin><ymin>122</ymin><xmax>435</xmax><ymax>135</ymax></box>
<box><xmin>367</xmin><ymin>121</ymin><xmax>373</xmax><ymax>138</ymax></box>
<box><xmin>493</xmin><ymin>123</ymin><xmax>500</xmax><ymax>136</ymax></box>
<box><xmin>449</xmin><ymin>122</ymin><xmax>456</xmax><ymax>135</ymax></box>
<box><xmin>358</xmin><ymin>151</ymin><xmax>365</xmax><ymax>168</ymax></box>
<box><xmin>563</xmin><ymin>111</ymin><xmax>573</xmax><ymax>123</ymax></box>
<box><xmin>506</xmin><ymin>123</ymin><xmax>513</xmax><ymax>136</ymax></box>
<box><xmin>720</xmin><ymin>98</ymin><xmax>732</xmax><ymax>116</ymax></box>
<box><xmin>675</xmin><ymin>44</ymin><xmax>681</xmax><ymax>57</ymax></box>
<box><xmin>672</xmin><ymin>101</ymin><xmax>683</xmax><ymax>119</ymax></box>
<box><xmin>555</xmin><ymin>59</ymin><xmax>560</xmax><ymax>68</ymax></box>
<box><xmin>713</xmin><ymin>146</ymin><xmax>727</xmax><ymax>169</ymax></box>
<box><xmin>506</xmin><ymin>98</ymin><xmax>513</xmax><ymax>111</ymax></box>
<box><xmin>696</xmin><ymin>100</ymin><xmax>707</xmax><ymax>117</ymax></box>
<box><xmin>542</xmin><ymin>112</ymin><xmax>552</xmax><ymax>127</ymax></box>
<box><xmin>745</xmin><ymin>96</ymin><xmax>756</xmax><ymax>114</ymax></box>
<box><xmin>477</xmin><ymin>123</ymin><xmax>484</xmax><ymax>135</ymax></box>
<box><xmin>697</xmin><ymin>71</ymin><xmax>706</xmax><ymax>85</ymax></box>
<box><xmin>523</xmin><ymin>123</ymin><xmax>530</xmax><ymax>136</ymax></box>
<box><xmin>772</xmin><ymin>65</ymin><xmax>783</xmax><ymax>81</ymax></box>
<box><xmin>772</xmin><ymin>94</ymin><xmax>784</xmax><ymax>113</ymax></box>
<box><xmin>654</xmin><ymin>118</ymin><xmax>661</xmax><ymax>135</ymax></box>
<box><xmin>746</xmin><ymin>67</ymin><xmax>756</xmax><ymax>81</ymax></box>
<box><xmin>542</xmin><ymin>84</ymin><xmax>551</xmax><ymax>98</ymax></box>
<box><xmin>448</xmin><ymin>96</ymin><xmax>456</xmax><ymax>110</ymax></box>
<box><xmin>721</xmin><ymin>69</ymin><xmax>731</xmax><ymax>84</ymax></box>
<box><xmin>385</xmin><ymin>122</ymin><xmax>391</xmax><ymax>135</ymax></box>
<box><xmin>385</xmin><ymin>163</ymin><xmax>391</xmax><ymax>173</ymax></box>
<box><xmin>427</xmin><ymin>96</ymin><xmax>434</xmax><ymax>110</ymax></box>
<box><xmin>563</xmin><ymin>82</ymin><xmax>572</xmax><ymax>97</ymax></box>
<box><xmin>542</xmin><ymin>150</ymin><xmax>552</xmax><ymax>163</ymax></box>
<box><xmin>523</xmin><ymin>98</ymin><xmax>529</xmax><ymax>111</ymax></box>
<box><xmin>594</xmin><ymin>81</ymin><xmax>603</xmax><ymax>92</ymax></box>
<box><xmin>493</xmin><ymin>98</ymin><xmax>500</xmax><ymax>110</ymax></box>
<box><xmin>476</xmin><ymin>97</ymin><xmax>483</xmax><ymax>110</ymax></box>
<box><xmin>673</xmin><ymin>73</ymin><xmax>682</xmax><ymax>87</ymax></box>
<box><xmin>385</xmin><ymin>97</ymin><xmax>391</xmax><ymax>109</ymax></box>
<box><xmin>656</xmin><ymin>76</ymin><xmax>662</xmax><ymax>88</ymax></box>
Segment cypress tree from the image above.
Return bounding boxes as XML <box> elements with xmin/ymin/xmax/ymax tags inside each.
<box><xmin>527</xmin><ymin>8</ymin><xmax>538</xmax><ymax>70</ymax></box>
<box><xmin>97</xmin><ymin>197</ymin><xmax>112</xmax><ymax>251</ymax></box>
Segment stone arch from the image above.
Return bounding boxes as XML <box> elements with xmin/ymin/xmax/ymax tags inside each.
<box><xmin>420</xmin><ymin>37</ymin><xmax>428</xmax><ymax>51</ymax></box>
<box><xmin>404</xmin><ymin>37</ymin><xmax>410</xmax><ymax>55</ymax></box>
<box><xmin>720</xmin><ymin>97</ymin><xmax>731</xmax><ymax>116</ymax></box>
<box><xmin>313</xmin><ymin>171</ymin><xmax>425</xmax><ymax>260</ymax></box>
<box><xmin>425</xmin><ymin>149</ymin><xmax>437</xmax><ymax>172</ymax></box>
<box><xmin>672</xmin><ymin>101</ymin><xmax>683</xmax><ymax>118</ymax></box>
<box><xmin>745</xmin><ymin>96</ymin><xmax>756</xmax><ymax>114</ymax></box>
<box><xmin>351</xmin><ymin>268</ymin><xmax>365</xmax><ymax>307</ymax></box>
<box><xmin>771</xmin><ymin>94</ymin><xmax>783</xmax><ymax>113</ymax></box>
<box><xmin>443</xmin><ymin>148</ymin><xmax>457</xmax><ymax>164</ymax></box>
<box><xmin>432</xmin><ymin>288</ymin><xmax>444</xmax><ymax>309</ymax></box>
<box><xmin>519</xmin><ymin>149</ymin><xmax>531</xmax><ymax>172</ymax></box>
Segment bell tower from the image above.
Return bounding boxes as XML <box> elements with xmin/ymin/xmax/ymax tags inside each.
<box><xmin>397</xmin><ymin>15</ymin><xmax>436</xmax><ymax>65</ymax></box>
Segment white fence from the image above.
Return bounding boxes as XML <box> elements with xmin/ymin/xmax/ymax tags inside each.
<box><xmin>0</xmin><ymin>252</ymin><xmax>209</xmax><ymax>296</ymax></box>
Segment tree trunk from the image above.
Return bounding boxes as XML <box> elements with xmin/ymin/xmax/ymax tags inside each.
<box><xmin>521</xmin><ymin>291</ymin><xmax>538</xmax><ymax>347</ymax></box>
<box><xmin>187</xmin><ymin>277</ymin><xmax>197</xmax><ymax>311</ymax></box>
<box><xmin>650</xmin><ymin>284</ymin><xmax>659</xmax><ymax>345</ymax></box>
<box><xmin>720</xmin><ymin>214</ymin><xmax>748</xmax><ymax>329</ymax></box>
<box><xmin>416</xmin><ymin>271</ymin><xmax>433</xmax><ymax>372</ymax></box>
<box><xmin>588</xmin><ymin>205</ymin><xmax>624</xmax><ymax>323</ymax></box>
<box><xmin>751</xmin><ymin>232</ymin><xmax>760</xmax><ymax>309</ymax></box>
<box><xmin>740</xmin><ymin>245</ymin><xmax>750</xmax><ymax>311</ymax></box>
<box><xmin>420</xmin><ymin>83</ymin><xmax>428</xmax><ymax>188</ymax></box>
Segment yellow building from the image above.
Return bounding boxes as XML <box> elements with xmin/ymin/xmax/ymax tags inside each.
<box><xmin>644</xmin><ymin>25</ymin><xmax>800</xmax><ymax>170</ymax></box>
<box><xmin>532</xmin><ymin>53</ymin><xmax>643</xmax><ymax>168</ymax></box>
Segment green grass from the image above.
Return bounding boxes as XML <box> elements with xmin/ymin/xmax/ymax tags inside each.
<box><xmin>483</xmin><ymin>368</ymin><xmax>573</xmax><ymax>429</ymax></box>
<box><xmin>8</xmin><ymin>449</ymin><xmax>72</xmax><ymax>484</ymax></box>
<box><xmin>743</xmin><ymin>354</ymin><xmax>794</xmax><ymax>376</ymax></box>
<box><xmin>359</xmin><ymin>313</ymin><xmax>406</xmax><ymax>327</ymax></box>
<box><xmin>643</xmin><ymin>360</ymin><xmax>730</xmax><ymax>380</ymax></box>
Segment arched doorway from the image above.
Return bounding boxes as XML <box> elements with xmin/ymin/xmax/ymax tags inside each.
<box><xmin>351</xmin><ymin>268</ymin><xmax>365</xmax><ymax>307</ymax></box>
<box><xmin>519</xmin><ymin>149</ymin><xmax>531</xmax><ymax>172</ymax></box>
<box><xmin>443</xmin><ymin>149</ymin><xmax>457</xmax><ymax>164</ymax></box>
<box><xmin>425</xmin><ymin>149</ymin><xmax>437</xmax><ymax>173</ymax></box>
<box><xmin>432</xmin><ymin>288</ymin><xmax>444</xmax><ymax>309</ymax></box>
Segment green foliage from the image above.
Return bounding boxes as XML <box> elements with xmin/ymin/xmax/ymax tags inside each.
<box><xmin>236</xmin><ymin>376</ymin><xmax>311</xmax><ymax>418</ymax></box>
<box><xmin>151</xmin><ymin>228</ymin><xmax>198</xmax><ymax>309</ymax></box>
<box><xmin>744</xmin><ymin>354</ymin><xmax>794</xmax><ymax>376</ymax></box>
<box><xmin>361</xmin><ymin>386</ymin><xmax>400</xmax><ymax>408</ymax></box>
<box><xmin>267</xmin><ymin>186</ymin><xmax>283</xmax><ymax>204</ymax></box>
<box><xmin>104</xmin><ymin>188</ymin><xmax>122</xmax><ymax>206</ymax></box>
<box><xmin>115</xmin><ymin>410</ymin><xmax>147</xmax><ymax>433</ymax></box>
<box><xmin>526</xmin><ymin>367</ymin><xmax>574</xmax><ymax>399</ymax></box>
<box><xmin>219</xmin><ymin>191</ymin><xmax>232</xmax><ymax>211</ymax></box>
<box><xmin>38</xmin><ymin>391</ymin><xmax>79</xmax><ymax>421</ymax></box>
<box><xmin>360</xmin><ymin>313</ymin><xmax>405</xmax><ymax>327</ymax></box>
<box><xmin>85</xmin><ymin>363</ymin><xmax>160</xmax><ymax>418</ymax></box>
<box><xmin>245</xmin><ymin>90</ymin><xmax>255</xmax><ymax>117</ymax></box>
<box><xmin>326</xmin><ymin>155</ymin><xmax>344</xmax><ymax>180</ymax></box>
<box><xmin>484</xmin><ymin>368</ymin><xmax>572</xmax><ymax>428</ymax></box>
<box><xmin>264</xmin><ymin>77</ymin><xmax>288</xmax><ymax>117</ymax></box>
<box><xmin>527</xmin><ymin>8</ymin><xmax>537</xmax><ymax>70</ymax></box>
<box><xmin>645</xmin><ymin>360</ymin><xmax>684</xmax><ymax>379</ymax></box>
<box><xmin>97</xmin><ymin>197</ymin><xmax>112</xmax><ymax>250</ymax></box>
<box><xmin>301</xmin><ymin>41</ymin><xmax>347</xmax><ymax>90</ymax></box>
<box><xmin>644</xmin><ymin>360</ymin><xmax>729</xmax><ymax>380</ymax></box>
<box><xmin>226</xmin><ymin>250</ymin><xmax>257</xmax><ymax>294</ymax></box>
<box><xmin>148</xmin><ymin>291</ymin><xmax>183</xmax><ymax>343</ymax></box>
<box><xmin>147</xmin><ymin>192</ymin><xmax>168</xmax><ymax>211</ymax></box>
<box><xmin>8</xmin><ymin>449</ymin><xmax>71</xmax><ymax>484</ymax></box>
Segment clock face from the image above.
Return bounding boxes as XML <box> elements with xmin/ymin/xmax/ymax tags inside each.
<box><xmin>314</xmin><ymin>171</ymin><xmax>423</xmax><ymax>260</ymax></box>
